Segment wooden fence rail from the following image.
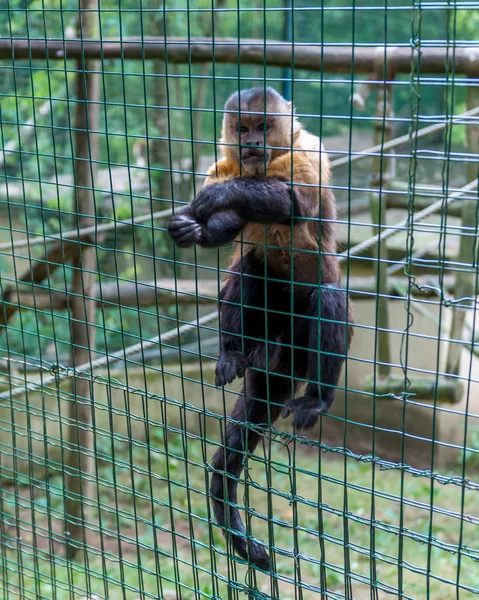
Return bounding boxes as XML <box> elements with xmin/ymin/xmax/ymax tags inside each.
<box><xmin>1</xmin><ymin>38</ymin><xmax>478</xmax><ymax>75</ymax></box>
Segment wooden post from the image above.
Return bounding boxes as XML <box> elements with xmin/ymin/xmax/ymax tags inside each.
<box><xmin>150</xmin><ymin>15</ymin><xmax>172</xmax><ymax>203</ymax></box>
<box><xmin>369</xmin><ymin>79</ymin><xmax>394</xmax><ymax>377</ymax></box>
<box><xmin>364</xmin><ymin>374</ymin><xmax>463</xmax><ymax>403</ymax></box>
<box><xmin>445</xmin><ymin>86</ymin><xmax>479</xmax><ymax>375</ymax></box>
<box><xmin>64</xmin><ymin>0</ymin><xmax>100</xmax><ymax>558</ymax></box>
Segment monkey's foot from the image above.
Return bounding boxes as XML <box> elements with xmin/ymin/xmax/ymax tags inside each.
<box><xmin>215</xmin><ymin>351</ymin><xmax>247</xmax><ymax>387</ymax></box>
<box><xmin>281</xmin><ymin>395</ymin><xmax>330</xmax><ymax>430</ymax></box>
<box><xmin>167</xmin><ymin>212</ymin><xmax>202</xmax><ymax>248</ymax></box>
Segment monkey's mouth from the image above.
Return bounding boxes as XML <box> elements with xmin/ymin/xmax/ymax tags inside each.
<box><xmin>241</xmin><ymin>150</ymin><xmax>269</xmax><ymax>165</ymax></box>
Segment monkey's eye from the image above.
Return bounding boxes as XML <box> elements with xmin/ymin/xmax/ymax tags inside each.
<box><xmin>258</xmin><ymin>122</ymin><xmax>270</xmax><ymax>132</ymax></box>
<box><xmin>238</xmin><ymin>125</ymin><xmax>248</xmax><ymax>133</ymax></box>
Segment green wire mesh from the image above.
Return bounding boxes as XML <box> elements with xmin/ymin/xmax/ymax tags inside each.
<box><xmin>0</xmin><ymin>1</ymin><xmax>478</xmax><ymax>599</ymax></box>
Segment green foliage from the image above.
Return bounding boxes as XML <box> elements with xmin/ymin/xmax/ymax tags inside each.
<box><xmin>460</xmin><ymin>425</ymin><xmax>479</xmax><ymax>472</ymax></box>
<box><xmin>0</xmin><ymin>5</ymin><xmax>476</xmax><ymax>598</ymax></box>
<box><xmin>2</xmin><ymin>0</ymin><xmax>472</xmax><ymax>186</ymax></box>
<box><xmin>456</xmin><ymin>9</ymin><xmax>479</xmax><ymax>40</ymax></box>
<box><xmin>1</xmin><ymin>440</ymin><xmax>476</xmax><ymax>598</ymax></box>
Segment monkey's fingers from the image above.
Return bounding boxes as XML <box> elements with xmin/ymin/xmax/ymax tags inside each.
<box><xmin>167</xmin><ymin>214</ymin><xmax>202</xmax><ymax>248</ymax></box>
<box><xmin>281</xmin><ymin>396</ymin><xmax>305</xmax><ymax>418</ymax></box>
<box><xmin>191</xmin><ymin>188</ymin><xmax>213</xmax><ymax>220</ymax></box>
<box><xmin>281</xmin><ymin>395</ymin><xmax>324</xmax><ymax>430</ymax></box>
<box><xmin>167</xmin><ymin>213</ymin><xmax>197</xmax><ymax>231</ymax></box>
<box><xmin>215</xmin><ymin>351</ymin><xmax>247</xmax><ymax>387</ymax></box>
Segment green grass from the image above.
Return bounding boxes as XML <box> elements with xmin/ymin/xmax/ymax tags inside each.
<box><xmin>0</xmin><ymin>424</ymin><xmax>477</xmax><ymax>600</ymax></box>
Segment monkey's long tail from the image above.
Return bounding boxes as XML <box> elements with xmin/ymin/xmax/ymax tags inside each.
<box><xmin>209</xmin><ymin>378</ymin><xmax>284</xmax><ymax>571</ymax></box>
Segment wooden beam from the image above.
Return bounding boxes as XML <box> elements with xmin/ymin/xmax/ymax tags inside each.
<box><xmin>0</xmin><ymin>279</ymin><xmax>216</xmax><ymax>311</ymax></box>
<box><xmin>64</xmin><ymin>0</ymin><xmax>100</xmax><ymax>559</ymax></box>
<box><xmin>0</xmin><ymin>238</ymin><xmax>89</xmax><ymax>328</ymax></box>
<box><xmin>385</xmin><ymin>195</ymin><xmax>464</xmax><ymax>217</ymax></box>
<box><xmin>2</xmin><ymin>275</ymin><xmax>467</xmax><ymax>313</ymax></box>
<box><xmin>0</xmin><ymin>39</ymin><xmax>477</xmax><ymax>75</ymax></box>
<box><xmin>368</xmin><ymin>83</ymin><xmax>394</xmax><ymax>378</ymax></box>
<box><xmin>445</xmin><ymin>85</ymin><xmax>479</xmax><ymax>376</ymax></box>
<box><xmin>364</xmin><ymin>374</ymin><xmax>463</xmax><ymax>404</ymax></box>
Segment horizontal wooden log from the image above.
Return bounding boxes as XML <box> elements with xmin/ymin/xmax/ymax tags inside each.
<box><xmin>0</xmin><ymin>236</ymin><xmax>96</xmax><ymax>329</ymax></box>
<box><xmin>343</xmin><ymin>245</ymin><xmax>449</xmax><ymax>265</ymax></box>
<box><xmin>382</xmin><ymin>179</ymin><xmax>475</xmax><ymax>217</ymax></box>
<box><xmin>347</xmin><ymin>275</ymin><xmax>458</xmax><ymax>299</ymax></box>
<box><xmin>2</xmin><ymin>274</ymin><xmax>464</xmax><ymax>312</ymax></box>
<box><xmin>0</xmin><ymin>38</ymin><xmax>477</xmax><ymax>75</ymax></box>
<box><xmin>339</xmin><ymin>195</ymin><xmax>464</xmax><ymax>218</ymax></box>
<box><xmin>385</xmin><ymin>195</ymin><xmax>463</xmax><ymax>217</ymax></box>
<box><xmin>3</xmin><ymin>278</ymin><xmax>219</xmax><ymax>310</ymax></box>
<box><xmin>96</xmin><ymin>279</ymin><xmax>219</xmax><ymax>306</ymax></box>
<box><xmin>364</xmin><ymin>374</ymin><xmax>463</xmax><ymax>404</ymax></box>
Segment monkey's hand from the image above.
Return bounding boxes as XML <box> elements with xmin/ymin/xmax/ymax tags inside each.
<box><xmin>168</xmin><ymin>205</ymin><xmax>247</xmax><ymax>249</ymax></box>
<box><xmin>167</xmin><ymin>207</ymin><xmax>203</xmax><ymax>248</ymax></box>
<box><xmin>190</xmin><ymin>184</ymin><xmax>230</xmax><ymax>222</ymax></box>
<box><xmin>215</xmin><ymin>351</ymin><xmax>247</xmax><ymax>387</ymax></box>
<box><xmin>281</xmin><ymin>395</ymin><xmax>328</xmax><ymax>430</ymax></box>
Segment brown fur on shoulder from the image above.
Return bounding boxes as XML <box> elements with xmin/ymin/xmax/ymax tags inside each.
<box><xmin>201</xmin><ymin>87</ymin><xmax>339</xmax><ymax>285</ymax></box>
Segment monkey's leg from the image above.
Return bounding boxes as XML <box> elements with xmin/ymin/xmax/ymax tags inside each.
<box><xmin>216</xmin><ymin>257</ymin><xmax>264</xmax><ymax>387</ymax></box>
<box><xmin>210</xmin><ymin>370</ymin><xmax>291</xmax><ymax>571</ymax></box>
<box><xmin>215</xmin><ymin>307</ymin><xmax>248</xmax><ymax>388</ymax></box>
<box><xmin>282</xmin><ymin>285</ymin><xmax>350</xmax><ymax>430</ymax></box>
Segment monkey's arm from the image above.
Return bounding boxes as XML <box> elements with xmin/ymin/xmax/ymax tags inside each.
<box><xmin>167</xmin><ymin>205</ymin><xmax>246</xmax><ymax>248</ymax></box>
<box><xmin>167</xmin><ymin>158</ymin><xmax>245</xmax><ymax>248</ymax></box>
<box><xmin>191</xmin><ymin>176</ymin><xmax>299</xmax><ymax>224</ymax></box>
<box><xmin>167</xmin><ymin>175</ymin><xmax>295</xmax><ymax>248</ymax></box>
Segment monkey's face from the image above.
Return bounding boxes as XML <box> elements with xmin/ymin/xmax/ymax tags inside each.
<box><xmin>237</xmin><ymin>116</ymin><xmax>273</xmax><ymax>172</ymax></box>
<box><xmin>221</xmin><ymin>88</ymin><xmax>296</xmax><ymax>174</ymax></box>
<box><xmin>227</xmin><ymin>113</ymin><xmax>292</xmax><ymax>174</ymax></box>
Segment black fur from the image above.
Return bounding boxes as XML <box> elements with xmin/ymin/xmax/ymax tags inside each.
<box><xmin>167</xmin><ymin>207</ymin><xmax>246</xmax><ymax>249</ymax></box>
<box><xmin>168</xmin><ymin>176</ymin><xmax>301</xmax><ymax>249</ymax></box>
<box><xmin>210</xmin><ymin>370</ymin><xmax>291</xmax><ymax>571</ymax></box>
<box><xmin>209</xmin><ymin>254</ymin><xmax>349</xmax><ymax>569</ymax></box>
<box><xmin>281</xmin><ymin>285</ymin><xmax>350</xmax><ymax>427</ymax></box>
<box><xmin>167</xmin><ymin>177</ymin><xmax>350</xmax><ymax>571</ymax></box>
<box><xmin>191</xmin><ymin>176</ymin><xmax>296</xmax><ymax>224</ymax></box>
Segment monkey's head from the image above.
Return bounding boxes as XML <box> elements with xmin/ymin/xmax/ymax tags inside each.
<box><xmin>220</xmin><ymin>87</ymin><xmax>299</xmax><ymax>174</ymax></box>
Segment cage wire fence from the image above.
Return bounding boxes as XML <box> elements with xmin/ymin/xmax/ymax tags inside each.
<box><xmin>0</xmin><ymin>0</ymin><xmax>478</xmax><ymax>599</ymax></box>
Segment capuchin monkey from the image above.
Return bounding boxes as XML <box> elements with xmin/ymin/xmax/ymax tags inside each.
<box><xmin>167</xmin><ymin>87</ymin><xmax>353</xmax><ymax>571</ymax></box>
